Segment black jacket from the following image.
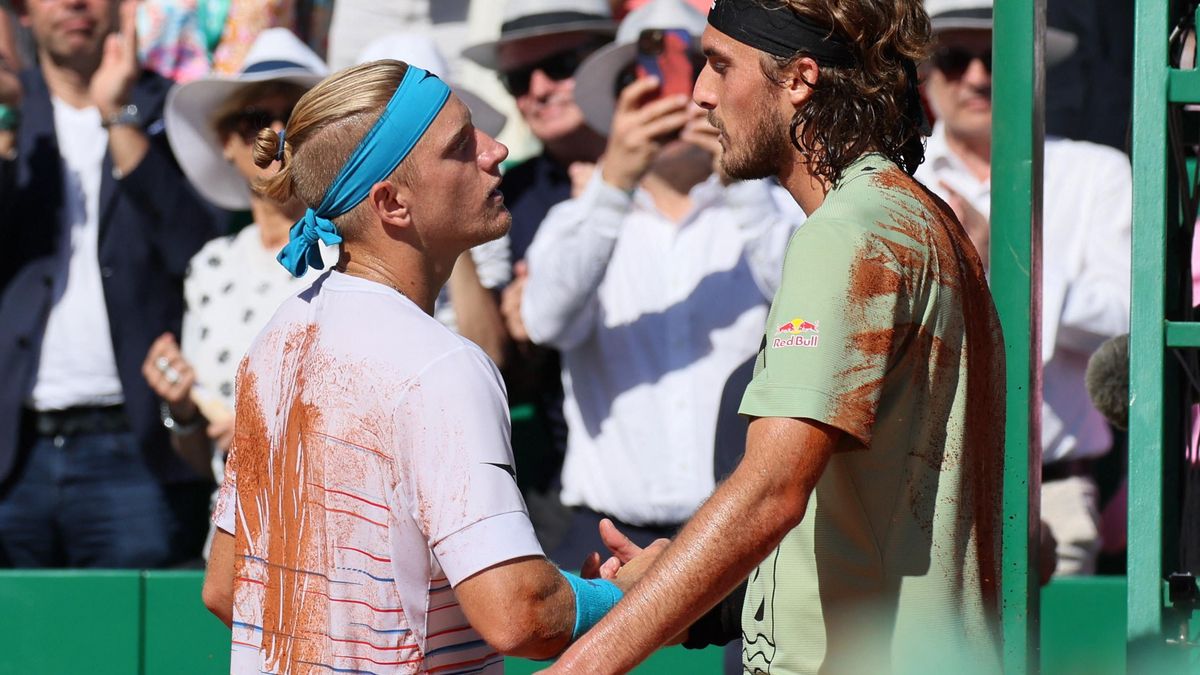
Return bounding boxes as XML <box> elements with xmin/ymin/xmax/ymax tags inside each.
<box><xmin>0</xmin><ymin>67</ymin><xmax>222</xmax><ymax>484</ymax></box>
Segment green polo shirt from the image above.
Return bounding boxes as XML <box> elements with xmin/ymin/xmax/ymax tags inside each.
<box><xmin>739</xmin><ymin>154</ymin><xmax>1006</xmax><ymax>674</ymax></box>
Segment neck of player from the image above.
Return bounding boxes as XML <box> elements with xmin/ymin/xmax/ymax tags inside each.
<box><xmin>337</xmin><ymin>245</ymin><xmax>452</xmax><ymax>316</ymax></box>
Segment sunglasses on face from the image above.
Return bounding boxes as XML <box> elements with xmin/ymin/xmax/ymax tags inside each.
<box><xmin>932</xmin><ymin>45</ymin><xmax>992</xmax><ymax>80</ymax></box>
<box><xmin>499</xmin><ymin>43</ymin><xmax>601</xmax><ymax>97</ymax></box>
<box><xmin>220</xmin><ymin>106</ymin><xmax>294</xmax><ymax>144</ymax></box>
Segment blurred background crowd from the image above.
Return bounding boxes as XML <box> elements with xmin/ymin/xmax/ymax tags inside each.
<box><xmin>0</xmin><ymin>0</ymin><xmax>1140</xmax><ymax>600</ymax></box>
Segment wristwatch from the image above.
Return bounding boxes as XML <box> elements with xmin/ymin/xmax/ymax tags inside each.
<box><xmin>160</xmin><ymin>401</ymin><xmax>204</xmax><ymax>436</ymax></box>
<box><xmin>101</xmin><ymin>104</ymin><xmax>141</xmax><ymax>129</ymax></box>
<box><xmin>0</xmin><ymin>104</ymin><xmax>19</xmax><ymax>132</ymax></box>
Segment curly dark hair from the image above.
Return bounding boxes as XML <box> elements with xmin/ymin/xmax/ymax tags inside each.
<box><xmin>755</xmin><ymin>0</ymin><xmax>933</xmax><ymax>184</ymax></box>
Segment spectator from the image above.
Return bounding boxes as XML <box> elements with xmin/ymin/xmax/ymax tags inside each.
<box><xmin>916</xmin><ymin>0</ymin><xmax>1132</xmax><ymax>575</ymax></box>
<box><xmin>356</xmin><ymin>32</ymin><xmax>512</xmax><ymax>366</ymax></box>
<box><xmin>0</xmin><ymin>0</ymin><xmax>221</xmax><ymax>567</ymax></box>
<box><xmin>514</xmin><ymin>0</ymin><xmax>800</xmax><ymax>561</ymax></box>
<box><xmin>142</xmin><ymin>28</ymin><xmax>329</xmax><ymax>553</ymax></box>
<box><xmin>463</xmin><ymin>0</ymin><xmax>617</xmax><ymax>547</ymax></box>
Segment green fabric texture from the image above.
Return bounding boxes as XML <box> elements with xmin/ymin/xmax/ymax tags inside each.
<box><xmin>738</xmin><ymin>154</ymin><xmax>1007</xmax><ymax>674</ymax></box>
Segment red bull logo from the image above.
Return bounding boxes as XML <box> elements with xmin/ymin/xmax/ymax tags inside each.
<box><xmin>773</xmin><ymin>317</ymin><xmax>820</xmax><ymax>349</ymax></box>
<box><xmin>776</xmin><ymin>317</ymin><xmax>819</xmax><ymax>335</ymax></box>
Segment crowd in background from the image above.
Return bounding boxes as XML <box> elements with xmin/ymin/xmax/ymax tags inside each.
<box><xmin>0</xmin><ymin>0</ymin><xmax>1139</xmax><ymax>599</ymax></box>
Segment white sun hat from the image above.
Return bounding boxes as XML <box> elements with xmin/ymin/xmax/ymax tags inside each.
<box><xmin>165</xmin><ymin>28</ymin><xmax>329</xmax><ymax>211</ymax></box>
<box><xmin>573</xmin><ymin>0</ymin><xmax>707</xmax><ymax>136</ymax></box>
<box><xmin>356</xmin><ymin>33</ymin><xmax>508</xmax><ymax>139</ymax></box>
<box><xmin>925</xmin><ymin>0</ymin><xmax>1078</xmax><ymax>67</ymax></box>
<box><xmin>461</xmin><ymin>0</ymin><xmax>617</xmax><ymax>71</ymax></box>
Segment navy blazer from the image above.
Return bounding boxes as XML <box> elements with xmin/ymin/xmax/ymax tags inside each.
<box><xmin>0</xmin><ymin>68</ymin><xmax>223</xmax><ymax>484</ymax></box>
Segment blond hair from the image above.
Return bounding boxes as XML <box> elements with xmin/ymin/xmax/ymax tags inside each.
<box><xmin>252</xmin><ymin>60</ymin><xmax>417</xmax><ymax>237</ymax></box>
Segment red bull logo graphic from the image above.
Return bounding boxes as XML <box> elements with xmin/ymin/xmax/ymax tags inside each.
<box><xmin>773</xmin><ymin>317</ymin><xmax>820</xmax><ymax>349</ymax></box>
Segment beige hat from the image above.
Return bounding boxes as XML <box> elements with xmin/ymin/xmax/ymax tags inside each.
<box><xmin>925</xmin><ymin>0</ymin><xmax>1078</xmax><ymax>66</ymax></box>
<box><xmin>165</xmin><ymin>29</ymin><xmax>328</xmax><ymax>211</ymax></box>
<box><xmin>462</xmin><ymin>0</ymin><xmax>617</xmax><ymax>71</ymax></box>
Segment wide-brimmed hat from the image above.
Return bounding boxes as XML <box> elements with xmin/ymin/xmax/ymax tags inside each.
<box><xmin>356</xmin><ymin>33</ymin><xmax>508</xmax><ymax>139</ymax></box>
<box><xmin>462</xmin><ymin>0</ymin><xmax>617</xmax><ymax>71</ymax></box>
<box><xmin>925</xmin><ymin>0</ymin><xmax>1078</xmax><ymax>67</ymax></box>
<box><xmin>165</xmin><ymin>28</ymin><xmax>329</xmax><ymax>211</ymax></box>
<box><xmin>573</xmin><ymin>0</ymin><xmax>706</xmax><ymax>136</ymax></box>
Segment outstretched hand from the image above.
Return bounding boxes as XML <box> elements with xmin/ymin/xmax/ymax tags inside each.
<box><xmin>584</xmin><ymin>518</ymin><xmax>670</xmax><ymax>592</ymax></box>
<box><xmin>90</xmin><ymin>0</ymin><xmax>140</xmax><ymax>118</ymax></box>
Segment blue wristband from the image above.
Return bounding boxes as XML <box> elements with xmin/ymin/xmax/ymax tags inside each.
<box><xmin>559</xmin><ymin>570</ymin><xmax>624</xmax><ymax>641</ymax></box>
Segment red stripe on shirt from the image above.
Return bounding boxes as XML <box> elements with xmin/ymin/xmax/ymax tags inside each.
<box><xmin>336</xmin><ymin>546</ymin><xmax>392</xmax><ymax>563</ymax></box>
<box><xmin>307</xmin><ymin>483</ymin><xmax>389</xmax><ymax>511</ymax></box>
<box><xmin>305</xmin><ymin>589</ymin><xmax>404</xmax><ymax>613</ymax></box>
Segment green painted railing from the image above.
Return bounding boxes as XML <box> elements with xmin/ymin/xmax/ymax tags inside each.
<box><xmin>992</xmin><ymin>1</ymin><xmax>1045</xmax><ymax>672</ymax></box>
<box><xmin>0</xmin><ymin>571</ymin><xmax>1131</xmax><ymax>674</ymax></box>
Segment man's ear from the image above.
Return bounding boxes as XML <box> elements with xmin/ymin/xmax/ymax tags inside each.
<box><xmin>779</xmin><ymin>56</ymin><xmax>821</xmax><ymax>109</ymax></box>
<box><xmin>369</xmin><ymin>179</ymin><xmax>412</xmax><ymax>230</ymax></box>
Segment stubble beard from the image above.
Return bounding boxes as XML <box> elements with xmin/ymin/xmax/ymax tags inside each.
<box><xmin>716</xmin><ymin>105</ymin><xmax>792</xmax><ymax>182</ymax></box>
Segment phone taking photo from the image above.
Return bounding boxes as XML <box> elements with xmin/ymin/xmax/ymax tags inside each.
<box><xmin>635</xmin><ymin>28</ymin><xmax>695</xmax><ymax>100</ymax></box>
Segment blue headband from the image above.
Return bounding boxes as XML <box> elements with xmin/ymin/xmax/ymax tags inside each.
<box><xmin>277</xmin><ymin>66</ymin><xmax>452</xmax><ymax>277</ymax></box>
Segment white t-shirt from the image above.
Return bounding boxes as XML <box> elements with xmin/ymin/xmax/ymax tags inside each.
<box><xmin>213</xmin><ymin>270</ymin><xmax>541</xmax><ymax>675</ymax></box>
<box><xmin>29</xmin><ymin>99</ymin><xmax>123</xmax><ymax>411</ymax></box>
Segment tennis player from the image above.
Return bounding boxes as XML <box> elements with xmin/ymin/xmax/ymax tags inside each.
<box><xmin>201</xmin><ymin>59</ymin><xmax>656</xmax><ymax>674</ymax></box>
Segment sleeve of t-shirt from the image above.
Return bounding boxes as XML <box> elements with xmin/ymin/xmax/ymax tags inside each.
<box><xmin>393</xmin><ymin>344</ymin><xmax>543</xmax><ymax>587</ymax></box>
<box><xmin>738</xmin><ymin>221</ymin><xmax>907</xmax><ymax>447</ymax></box>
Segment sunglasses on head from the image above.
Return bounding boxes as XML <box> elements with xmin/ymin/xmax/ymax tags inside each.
<box><xmin>499</xmin><ymin>43</ymin><xmax>602</xmax><ymax>97</ymax></box>
<box><xmin>220</xmin><ymin>106</ymin><xmax>294</xmax><ymax>144</ymax></box>
<box><xmin>932</xmin><ymin>45</ymin><xmax>992</xmax><ymax>80</ymax></box>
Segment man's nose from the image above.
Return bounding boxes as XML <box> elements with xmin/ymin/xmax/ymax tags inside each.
<box><xmin>962</xmin><ymin>55</ymin><xmax>991</xmax><ymax>86</ymax></box>
<box><xmin>527</xmin><ymin>68</ymin><xmax>563</xmax><ymax>99</ymax></box>
<box><xmin>479</xmin><ymin>131</ymin><xmax>509</xmax><ymax>170</ymax></box>
<box><xmin>693</xmin><ymin>64</ymin><xmax>717</xmax><ymax>110</ymax></box>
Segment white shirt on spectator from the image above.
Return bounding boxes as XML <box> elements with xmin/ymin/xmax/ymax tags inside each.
<box><xmin>433</xmin><ymin>235</ymin><xmax>512</xmax><ymax>332</ymax></box>
<box><xmin>916</xmin><ymin>122</ymin><xmax>1132</xmax><ymax>463</ymax></box>
<box><xmin>521</xmin><ymin>172</ymin><xmax>800</xmax><ymax>525</ymax></box>
<box><xmin>29</xmin><ymin>99</ymin><xmax>123</xmax><ymax>411</ymax></box>
<box><xmin>214</xmin><ymin>270</ymin><xmax>540</xmax><ymax>675</ymax></box>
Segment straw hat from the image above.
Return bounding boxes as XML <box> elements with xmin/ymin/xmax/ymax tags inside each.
<box><xmin>925</xmin><ymin>0</ymin><xmax>1078</xmax><ymax>66</ymax></box>
<box><xmin>165</xmin><ymin>29</ymin><xmax>329</xmax><ymax>211</ymax></box>
<box><xmin>461</xmin><ymin>0</ymin><xmax>617</xmax><ymax>71</ymax></box>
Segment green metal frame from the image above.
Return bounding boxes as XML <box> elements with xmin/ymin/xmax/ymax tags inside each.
<box><xmin>1129</xmin><ymin>0</ymin><xmax>1199</xmax><ymax>670</ymax></box>
<box><xmin>992</xmin><ymin>1</ymin><xmax>1045</xmax><ymax>672</ymax></box>
<box><xmin>1129</xmin><ymin>1</ymin><xmax>1171</xmax><ymax>652</ymax></box>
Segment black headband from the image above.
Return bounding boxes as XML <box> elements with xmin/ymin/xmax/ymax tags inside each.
<box><xmin>708</xmin><ymin>0</ymin><xmax>857</xmax><ymax>68</ymax></box>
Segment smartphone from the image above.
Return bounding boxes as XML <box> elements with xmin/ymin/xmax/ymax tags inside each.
<box><xmin>636</xmin><ymin>28</ymin><xmax>695</xmax><ymax>100</ymax></box>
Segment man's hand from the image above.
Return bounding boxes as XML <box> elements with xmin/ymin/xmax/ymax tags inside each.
<box><xmin>568</xmin><ymin>161</ymin><xmax>596</xmax><ymax>199</ymax></box>
<box><xmin>142</xmin><ymin>333</ymin><xmax>199</xmax><ymax>421</ymax></box>
<box><xmin>940</xmin><ymin>181</ymin><xmax>990</xmax><ymax>268</ymax></box>
<box><xmin>501</xmin><ymin>260</ymin><xmax>531</xmax><ymax>343</ymax></box>
<box><xmin>90</xmin><ymin>0</ymin><xmax>140</xmax><ymax>119</ymax></box>
<box><xmin>600</xmin><ymin>77</ymin><xmax>691</xmax><ymax>192</ymax></box>
<box><xmin>589</xmin><ymin>519</ymin><xmax>670</xmax><ymax>590</ymax></box>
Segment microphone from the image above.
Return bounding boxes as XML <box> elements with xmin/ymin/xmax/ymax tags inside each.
<box><xmin>1085</xmin><ymin>334</ymin><xmax>1129</xmax><ymax>431</ymax></box>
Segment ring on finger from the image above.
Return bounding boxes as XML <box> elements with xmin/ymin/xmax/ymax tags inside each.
<box><xmin>155</xmin><ymin>356</ymin><xmax>170</xmax><ymax>372</ymax></box>
<box><xmin>164</xmin><ymin>366</ymin><xmax>181</xmax><ymax>385</ymax></box>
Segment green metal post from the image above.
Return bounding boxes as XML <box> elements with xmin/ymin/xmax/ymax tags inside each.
<box><xmin>992</xmin><ymin>0</ymin><xmax>1044</xmax><ymax>672</ymax></box>
<box><xmin>1128</xmin><ymin>0</ymin><xmax>1169</xmax><ymax>647</ymax></box>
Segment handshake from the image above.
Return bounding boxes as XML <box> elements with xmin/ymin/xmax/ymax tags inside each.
<box><xmin>578</xmin><ymin>518</ymin><xmax>671</xmax><ymax>588</ymax></box>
